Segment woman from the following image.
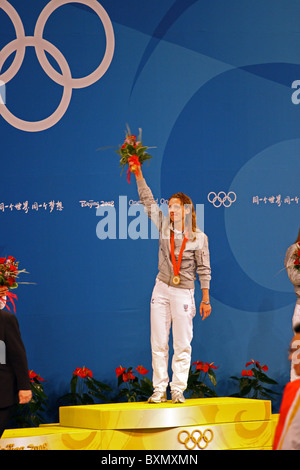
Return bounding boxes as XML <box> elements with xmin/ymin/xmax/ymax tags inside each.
<box><xmin>0</xmin><ymin>286</ymin><xmax>8</xmax><ymax>310</ymax></box>
<box><xmin>130</xmin><ymin>162</ymin><xmax>212</xmax><ymax>403</ymax></box>
<box><xmin>284</xmin><ymin>228</ymin><xmax>300</xmax><ymax>381</ymax></box>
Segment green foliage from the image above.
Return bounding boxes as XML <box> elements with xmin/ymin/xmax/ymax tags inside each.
<box><xmin>57</xmin><ymin>368</ymin><xmax>112</xmax><ymax>407</ymax></box>
<box><xmin>11</xmin><ymin>378</ymin><xmax>48</xmax><ymax>428</ymax></box>
<box><xmin>230</xmin><ymin>361</ymin><xmax>279</xmax><ymax>401</ymax></box>
<box><xmin>186</xmin><ymin>361</ymin><xmax>218</xmax><ymax>398</ymax></box>
<box><xmin>116</xmin><ymin>366</ymin><xmax>153</xmax><ymax>402</ymax></box>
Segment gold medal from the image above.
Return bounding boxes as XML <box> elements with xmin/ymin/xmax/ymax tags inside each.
<box><xmin>172</xmin><ymin>275</ymin><xmax>181</xmax><ymax>285</ymax></box>
<box><xmin>170</xmin><ymin>231</ymin><xmax>187</xmax><ymax>287</ymax></box>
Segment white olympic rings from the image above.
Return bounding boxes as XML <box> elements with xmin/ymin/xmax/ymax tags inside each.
<box><xmin>207</xmin><ymin>191</ymin><xmax>237</xmax><ymax>207</ymax></box>
<box><xmin>0</xmin><ymin>0</ymin><xmax>115</xmax><ymax>132</ymax></box>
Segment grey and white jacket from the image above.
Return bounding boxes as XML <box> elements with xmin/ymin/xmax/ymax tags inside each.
<box><xmin>285</xmin><ymin>244</ymin><xmax>300</xmax><ymax>305</ymax></box>
<box><xmin>137</xmin><ymin>178</ymin><xmax>211</xmax><ymax>290</ymax></box>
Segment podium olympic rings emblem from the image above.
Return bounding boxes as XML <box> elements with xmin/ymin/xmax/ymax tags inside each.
<box><xmin>0</xmin><ymin>0</ymin><xmax>115</xmax><ymax>132</ymax></box>
<box><xmin>178</xmin><ymin>429</ymin><xmax>214</xmax><ymax>450</ymax></box>
<box><xmin>207</xmin><ymin>191</ymin><xmax>237</xmax><ymax>207</ymax></box>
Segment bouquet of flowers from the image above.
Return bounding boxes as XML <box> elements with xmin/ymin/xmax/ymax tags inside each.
<box><xmin>116</xmin><ymin>127</ymin><xmax>154</xmax><ymax>183</ymax></box>
<box><xmin>0</xmin><ymin>256</ymin><xmax>28</xmax><ymax>312</ymax></box>
<box><xmin>293</xmin><ymin>243</ymin><xmax>300</xmax><ymax>271</ymax></box>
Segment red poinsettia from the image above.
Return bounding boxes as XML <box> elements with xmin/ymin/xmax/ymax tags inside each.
<box><xmin>73</xmin><ymin>366</ymin><xmax>93</xmax><ymax>379</ymax></box>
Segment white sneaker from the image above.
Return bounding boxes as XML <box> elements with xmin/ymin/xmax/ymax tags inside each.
<box><xmin>148</xmin><ymin>391</ymin><xmax>167</xmax><ymax>403</ymax></box>
<box><xmin>171</xmin><ymin>390</ymin><xmax>185</xmax><ymax>403</ymax></box>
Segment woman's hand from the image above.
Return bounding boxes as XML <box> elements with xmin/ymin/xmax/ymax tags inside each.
<box><xmin>128</xmin><ymin>159</ymin><xmax>143</xmax><ymax>180</ymax></box>
<box><xmin>0</xmin><ymin>286</ymin><xmax>8</xmax><ymax>297</ymax></box>
<box><xmin>200</xmin><ymin>302</ymin><xmax>211</xmax><ymax>320</ymax></box>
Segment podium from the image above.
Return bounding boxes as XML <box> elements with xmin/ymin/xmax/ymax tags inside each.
<box><xmin>0</xmin><ymin>397</ymin><xmax>278</xmax><ymax>450</ymax></box>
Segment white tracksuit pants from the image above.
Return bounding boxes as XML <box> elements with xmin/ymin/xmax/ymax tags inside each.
<box><xmin>150</xmin><ymin>278</ymin><xmax>196</xmax><ymax>393</ymax></box>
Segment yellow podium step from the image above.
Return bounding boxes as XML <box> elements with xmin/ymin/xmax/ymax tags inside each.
<box><xmin>0</xmin><ymin>398</ymin><xmax>277</xmax><ymax>450</ymax></box>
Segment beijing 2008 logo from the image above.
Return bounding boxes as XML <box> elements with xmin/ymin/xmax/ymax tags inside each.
<box><xmin>0</xmin><ymin>0</ymin><xmax>115</xmax><ymax>132</ymax></box>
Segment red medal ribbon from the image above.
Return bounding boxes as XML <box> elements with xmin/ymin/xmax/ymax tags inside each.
<box><xmin>127</xmin><ymin>155</ymin><xmax>141</xmax><ymax>184</ymax></box>
<box><xmin>1</xmin><ymin>291</ymin><xmax>18</xmax><ymax>313</ymax></box>
<box><xmin>170</xmin><ymin>231</ymin><xmax>188</xmax><ymax>278</ymax></box>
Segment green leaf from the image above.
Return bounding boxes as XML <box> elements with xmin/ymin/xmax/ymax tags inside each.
<box><xmin>70</xmin><ymin>375</ymin><xmax>78</xmax><ymax>394</ymax></box>
<box><xmin>207</xmin><ymin>369</ymin><xmax>217</xmax><ymax>387</ymax></box>
<box><xmin>90</xmin><ymin>377</ymin><xmax>113</xmax><ymax>392</ymax></box>
<box><xmin>239</xmin><ymin>379</ymin><xmax>253</xmax><ymax>396</ymax></box>
<box><xmin>256</xmin><ymin>370</ymin><xmax>278</xmax><ymax>385</ymax></box>
<box><xmin>261</xmin><ymin>386</ymin><xmax>280</xmax><ymax>396</ymax></box>
<box><xmin>117</xmin><ymin>375</ymin><xmax>124</xmax><ymax>387</ymax></box>
<box><xmin>81</xmin><ymin>393</ymin><xmax>94</xmax><ymax>405</ymax></box>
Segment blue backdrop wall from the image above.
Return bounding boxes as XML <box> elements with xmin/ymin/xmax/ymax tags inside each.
<box><xmin>0</xmin><ymin>0</ymin><xmax>299</xmax><ymax>413</ymax></box>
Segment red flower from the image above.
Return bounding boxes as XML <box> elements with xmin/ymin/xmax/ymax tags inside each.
<box><xmin>73</xmin><ymin>366</ymin><xmax>93</xmax><ymax>379</ymax></box>
<box><xmin>193</xmin><ymin>360</ymin><xmax>203</xmax><ymax>370</ymax></box>
<box><xmin>125</xmin><ymin>135</ymin><xmax>136</xmax><ymax>146</ymax></box>
<box><xmin>115</xmin><ymin>365</ymin><xmax>126</xmax><ymax>378</ymax></box>
<box><xmin>0</xmin><ymin>258</ymin><xmax>6</xmax><ymax>264</ymax></box>
<box><xmin>245</xmin><ymin>359</ymin><xmax>268</xmax><ymax>371</ymax></box>
<box><xmin>192</xmin><ymin>361</ymin><xmax>218</xmax><ymax>372</ymax></box>
<box><xmin>7</xmin><ymin>277</ymin><xmax>15</xmax><ymax>286</ymax></box>
<box><xmin>122</xmin><ymin>371</ymin><xmax>135</xmax><ymax>382</ymax></box>
<box><xmin>29</xmin><ymin>370</ymin><xmax>45</xmax><ymax>382</ymax></box>
<box><xmin>293</xmin><ymin>246</ymin><xmax>300</xmax><ymax>268</ymax></box>
<box><xmin>135</xmin><ymin>365</ymin><xmax>149</xmax><ymax>375</ymax></box>
<box><xmin>7</xmin><ymin>256</ymin><xmax>16</xmax><ymax>263</ymax></box>
<box><xmin>208</xmin><ymin>362</ymin><xmax>218</xmax><ymax>370</ymax></box>
<box><xmin>128</xmin><ymin>155</ymin><xmax>141</xmax><ymax>168</ymax></box>
<box><xmin>241</xmin><ymin>369</ymin><xmax>253</xmax><ymax>377</ymax></box>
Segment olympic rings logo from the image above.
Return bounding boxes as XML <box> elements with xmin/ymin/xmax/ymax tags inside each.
<box><xmin>178</xmin><ymin>429</ymin><xmax>214</xmax><ymax>450</ymax></box>
<box><xmin>207</xmin><ymin>191</ymin><xmax>237</xmax><ymax>207</ymax></box>
<box><xmin>0</xmin><ymin>0</ymin><xmax>115</xmax><ymax>132</ymax></box>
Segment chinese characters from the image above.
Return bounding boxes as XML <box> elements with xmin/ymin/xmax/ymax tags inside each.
<box><xmin>0</xmin><ymin>201</ymin><xmax>64</xmax><ymax>213</ymax></box>
<box><xmin>252</xmin><ymin>195</ymin><xmax>299</xmax><ymax>207</ymax></box>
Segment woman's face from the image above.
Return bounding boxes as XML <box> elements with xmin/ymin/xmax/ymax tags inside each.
<box><xmin>169</xmin><ymin>198</ymin><xmax>184</xmax><ymax>228</ymax></box>
<box><xmin>289</xmin><ymin>334</ymin><xmax>300</xmax><ymax>377</ymax></box>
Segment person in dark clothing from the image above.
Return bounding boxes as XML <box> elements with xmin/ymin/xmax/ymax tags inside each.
<box><xmin>0</xmin><ymin>286</ymin><xmax>32</xmax><ymax>438</ymax></box>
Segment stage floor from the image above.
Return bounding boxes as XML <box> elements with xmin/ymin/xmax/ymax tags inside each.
<box><xmin>0</xmin><ymin>397</ymin><xmax>278</xmax><ymax>450</ymax></box>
